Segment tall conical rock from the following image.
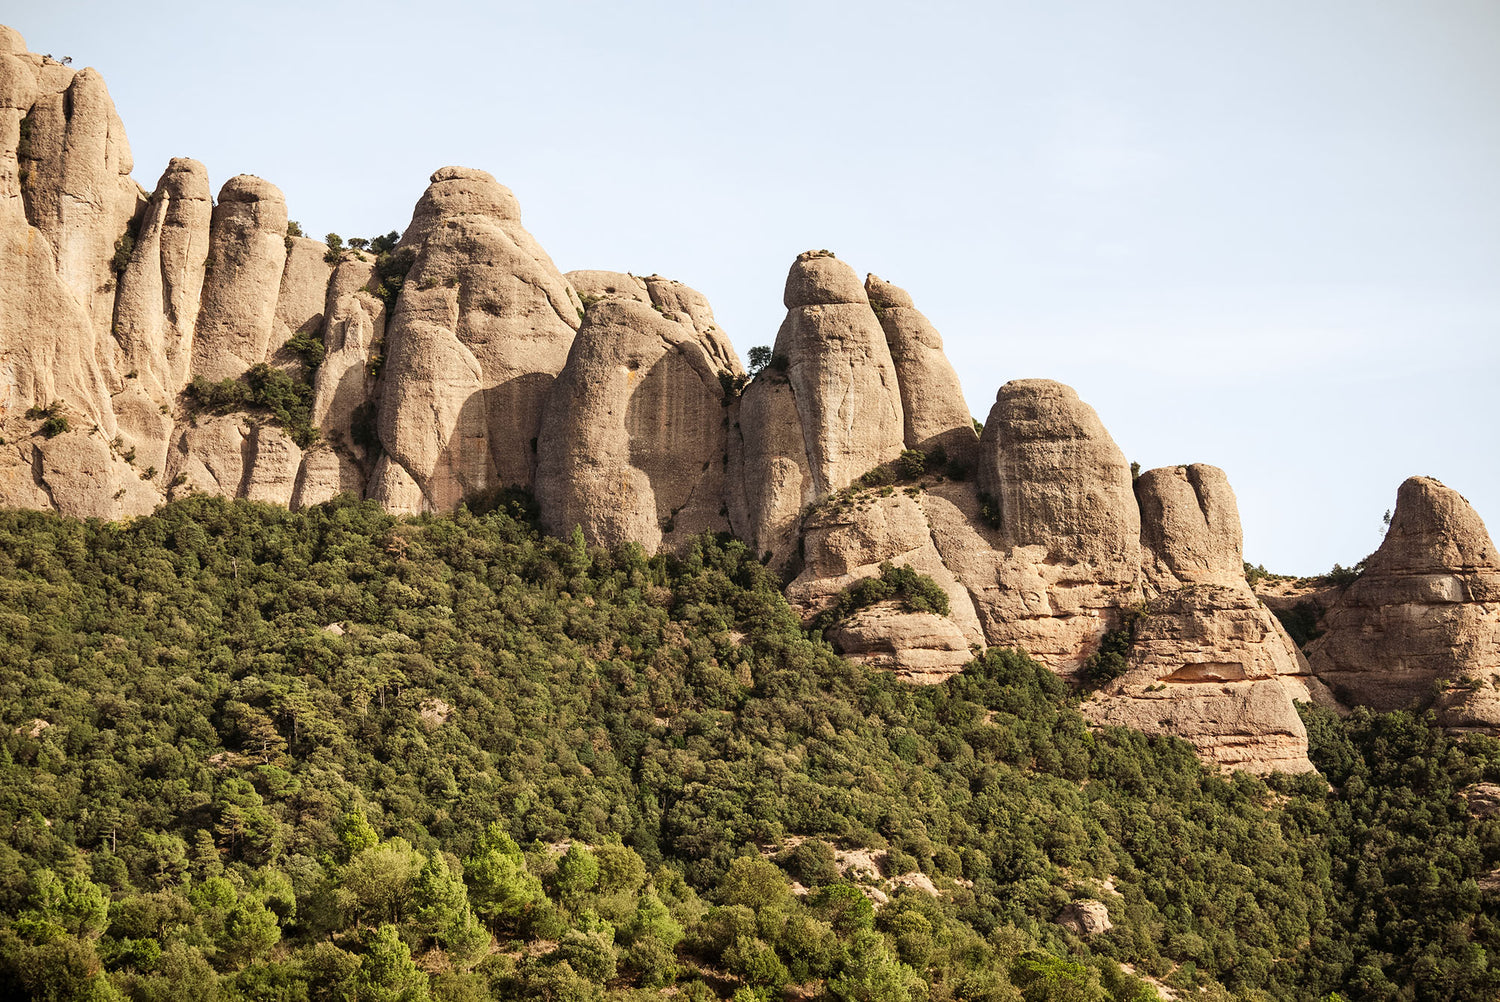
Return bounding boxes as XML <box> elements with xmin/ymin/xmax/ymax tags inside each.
<box><xmin>189</xmin><ymin>175</ymin><xmax>289</xmax><ymax>382</ymax></box>
<box><xmin>369</xmin><ymin>166</ymin><xmax>581</xmax><ymax>512</ymax></box>
<box><xmin>535</xmin><ymin>274</ymin><xmax>739</xmax><ymax>552</ymax></box>
<box><xmin>864</xmin><ymin>273</ymin><xmax>978</xmax><ymax>469</ymax></box>
<box><xmin>1080</xmin><ymin>463</ymin><xmax>1316</xmax><ymax>774</ymax></box>
<box><xmin>1308</xmin><ymin>476</ymin><xmax>1500</xmax><ymax>728</ymax></box>
<box><xmin>731</xmin><ymin>251</ymin><xmax>905</xmax><ymax>568</ymax></box>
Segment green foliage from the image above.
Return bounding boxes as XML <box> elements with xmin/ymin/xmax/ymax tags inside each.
<box><xmin>811</xmin><ymin>561</ymin><xmax>951</xmax><ymax>635</ymax></box>
<box><xmin>746</xmin><ymin>346</ymin><xmax>772</xmax><ymax>375</ymax></box>
<box><xmin>371</xmin><ymin>244</ymin><xmax>417</xmax><ymax>313</ymax></box>
<box><xmin>40</xmin><ymin>415</ymin><xmax>70</xmax><ymax>439</ymax></box>
<box><xmin>324</xmin><ymin>232</ymin><xmax>344</xmax><ymax>264</ymax></box>
<box><xmin>0</xmin><ymin>498</ymin><xmax>1493</xmax><ymax>1000</ymax></box>
<box><xmin>1081</xmin><ymin>605</ymin><xmax>1145</xmax><ymax>684</ymax></box>
<box><xmin>286</xmin><ymin>220</ymin><xmax>304</xmax><ymax>238</ymax></box>
<box><xmin>185</xmin><ymin>362</ymin><xmax>319</xmax><ymax>447</ymax></box>
<box><xmin>284</xmin><ymin>329</ymin><xmax>325</xmax><ymax>371</ymax></box>
<box><xmin>1273</xmin><ymin>600</ymin><xmax>1324</xmax><ymax>649</ymax></box>
<box><xmin>895</xmin><ymin>449</ymin><xmax>926</xmax><ymax>480</ymax></box>
<box><xmin>1325</xmin><ymin>563</ymin><xmax>1364</xmax><ymax>587</ymax></box>
<box><xmin>111</xmin><ymin>231</ymin><xmax>135</xmax><ymax>274</ymax></box>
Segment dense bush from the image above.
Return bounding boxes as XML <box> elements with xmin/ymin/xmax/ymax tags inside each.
<box><xmin>0</xmin><ymin>497</ymin><xmax>1492</xmax><ymax>1000</ymax></box>
<box><xmin>186</xmin><ymin>362</ymin><xmax>318</xmax><ymax>447</ymax></box>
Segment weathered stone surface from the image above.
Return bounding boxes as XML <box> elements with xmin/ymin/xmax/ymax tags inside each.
<box><xmin>273</xmin><ymin>234</ymin><xmax>332</xmax><ymax>350</ymax></box>
<box><xmin>978</xmin><ymin>379</ymin><xmax>1140</xmax><ymax>571</ymax></box>
<box><xmin>111</xmin><ymin>157</ymin><xmax>211</xmax><ymax>404</ymax></box>
<box><xmin>243</xmin><ymin>424</ymin><xmax>302</xmax><ymax>506</ymax></box>
<box><xmin>730</xmin><ymin>372</ymin><xmax>813</xmax><ymax>569</ymax></box>
<box><xmin>827</xmin><ymin>604</ymin><xmax>974</xmax><ymax>683</ymax></box>
<box><xmin>535</xmin><ymin>296</ymin><xmax>732</xmax><ymax>551</ymax></box>
<box><xmin>1079</xmin><ymin>585</ymin><xmax>1315</xmax><ymax>774</ymax></box>
<box><xmin>309</xmin><ymin>256</ymin><xmax>383</xmax><ymax>465</ymax></box>
<box><xmin>32</xmin><ymin>430</ymin><xmax>117</xmax><ymax>520</ymax></box>
<box><xmin>292</xmin><ymin>445</ymin><xmax>364</xmax><ymax>509</ymax></box>
<box><xmin>372</xmin><ymin>166</ymin><xmax>580</xmax><ymax>511</ymax></box>
<box><xmin>166</xmin><ymin>415</ymin><xmax>248</xmax><ymax>499</ymax></box>
<box><xmin>865</xmin><ymin>273</ymin><xmax>978</xmax><ymax>469</ymax></box>
<box><xmin>775</xmin><ymin>251</ymin><xmax>905</xmax><ymax>496</ymax></box>
<box><xmin>14</xmin><ymin>64</ymin><xmax>141</xmax><ymax>339</ymax></box>
<box><xmin>190</xmin><ymin>175</ymin><xmax>288</xmax><ymax>382</ymax></box>
<box><xmin>1137</xmin><ymin>464</ymin><xmax>1245</xmax><ymax>591</ymax></box>
<box><xmin>1309</xmin><ymin>476</ymin><xmax>1500</xmax><ymax>726</ymax></box>
<box><xmin>1055</xmin><ymin>900</ymin><xmax>1113</xmax><ymax>937</ymax></box>
<box><xmin>566</xmin><ymin>270</ymin><xmax>649</xmax><ymax>304</ymax></box>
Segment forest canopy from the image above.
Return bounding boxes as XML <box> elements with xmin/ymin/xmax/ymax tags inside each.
<box><xmin>0</xmin><ymin>494</ymin><xmax>1495</xmax><ymax>1002</ymax></box>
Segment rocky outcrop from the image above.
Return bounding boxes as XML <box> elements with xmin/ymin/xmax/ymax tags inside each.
<box><xmin>787</xmin><ymin>490</ymin><xmax>983</xmax><ymax>683</ymax></box>
<box><xmin>1078</xmin><ymin>463</ymin><xmax>1315</xmax><ymax>773</ymax></box>
<box><xmin>864</xmin><ymin>274</ymin><xmax>978</xmax><ymax>469</ymax></box>
<box><xmin>189</xmin><ymin>175</ymin><xmax>288</xmax><ymax>383</ymax></box>
<box><xmin>1055</xmin><ymin>900</ymin><xmax>1113</xmax><ymax>937</ymax></box>
<box><xmin>370</xmin><ymin>166</ymin><xmax>581</xmax><ymax>512</ymax></box>
<box><xmin>534</xmin><ymin>289</ymin><xmax>736</xmax><ymax>552</ymax></box>
<box><xmin>731</xmin><ymin>252</ymin><xmax>905</xmax><ymax>568</ymax></box>
<box><xmin>1308</xmin><ymin>477</ymin><xmax>1500</xmax><ymax>730</ymax></box>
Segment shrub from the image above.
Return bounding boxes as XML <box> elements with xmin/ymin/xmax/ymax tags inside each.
<box><xmin>812</xmin><ymin>561</ymin><xmax>951</xmax><ymax>635</ymax></box>
<box><xmin>1275</xmin><ymin>600</ymin><xmax>1324</xmax><ymax>648</ymax></box>
<box><xmin>40</xmin><ymin>415</ymin><xmax>70</xmax><ymax>438</ymax></box>
<box><xmin>747</xmin><ymin>346</ymin><xmax>772</xmax><ymax>375</ymax></box>
<box><xmin>896</xmin><ymin>449</ymin><xmax>926</xmax><ymax>480</ymax></box>
<box><xmin>284</xmin><ymin>330</ymin><xmax>326</xmax><ymax>371</ymax></box>
<box><xmin>323</xmin><ymin>233</ymin><xmax>344</xmax><ymax>264</ymax></box>
<box><xmin>1081</xmin><ymin>605</ymin><xmax>1146</xmax><ymax>684</ymax></box>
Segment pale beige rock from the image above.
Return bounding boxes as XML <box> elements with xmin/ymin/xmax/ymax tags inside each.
<box><xmin>243</xmin><ymin>424</ymin><xmax>303</xmax><ymax>506</ymax></box>
<box><xmin>1080</xmin><ymin>585</ymin><xmax>1315</xmax><ymax>774</ymax></box>
<box><xmin>1137</xmin><ymin>464</ymin><xmax>1246</xmax><ymax>592</ymax></box>
<box><xmin>731</xmin><ymin>372</ymin><xmax>813</xmax><ymax>569</ymax></box>
<box><xmin>1055</xmin><ymin>900</ymin><xmax>1113</xmax><ymax>937</ymax></box>
<box><xmin>310</xmin><ymin>256</ymin><xmax>383</xmax><ymax>466</ymax></box>
<box><xmin>535</xmin><ymin>297</ymin><xmax>731</xmax><ymax>551</ymax></box>
<box><xmin>190</xmin><ymin>175</ymin><xmax>288</xmax><ymax>382</ymax></box>
<box><xmin>166</xmin><ymin>415</ymin><xmax>248</xmax><ymax>498</ymax></box>
<box><xmin>15</xmin><ymin>64</ymin><xmax>142</xmax><ymax>342</ymax></box>
<box><xmin>786</xmin><ymin>488</ymin><xmax>983</xmax><ymax>674</ymax></box>
<box><xmin>864</xmin><ymin>273</ymin><xmax>979</xmax><ymax>469</ymax></box>
<box><xmin>827</xmin><ymin>604</ymin><xmax>974</xmax><ymax>683</ymax></box>
<box><xmin>978</xmin><ymin>379</ymin><xmax>1140</xmax><ymax>571</ymax></box>
<box><xmin>644</xmin><ymin>276</ymin><xmax>742</xmax><ymax>374</ymax></box>
<box><xmin>0</xmin><ymin>26</ymin><xmax>25</xmax><ymax>54</ymax></box>
<box><xmin>372</xmin><ymin>167</ymin><xmax>579</xmax><ymax>511</ymax></box>
<box><xmin>565</xmin><ymin>270</ymin><xmax>649</xmax><ymax>304</ymax></box>
<box><xmin>32</xmin><ymin>430</ymin><xmax>117</xmax><ymax>520</ymax></box>
<box><xmin>273</xmin><ymin>234</ymin><xmax>332</xmax><ymax>351</ymax></box>
<box><xmin>292</xmin><ymin>444</ymin><xmax>365</xmax><ymax>509</ymax></box>
<box><xmin>1309</xmin><ymin>476</ymin><xmax>1500</xmax><ymax>726</ymax></box>
<box><xmin>773</xmin><ymin>252</ymin><xmax>905</xmax><ymax>496</ymax></box>
<box><xmin>111</xmin><ymin>158</ymin><xmax>212</xmax><ymax>405</ymax></box>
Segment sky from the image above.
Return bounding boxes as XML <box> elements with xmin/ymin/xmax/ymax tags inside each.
<box><xmin>12</xmin><ymin>1</ymin><xmax>1499</xmax><ymax>575</ymax></box>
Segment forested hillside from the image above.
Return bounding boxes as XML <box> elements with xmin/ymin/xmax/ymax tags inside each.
<box><xmin>0</xmin><ymin>496</ymin><xmax>1496</xmax><ymax>1001</ymax></box>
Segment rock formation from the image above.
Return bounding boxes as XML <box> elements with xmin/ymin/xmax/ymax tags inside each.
<box><xmin>369</xmin><ymin>166</ymin><xmax>581</xmax><ymax>513</ymax></box>
<box><xmin>1078</xmin><ymin>464</ymin><xmax>1316</xmax><ymax>773</ymax></box>
<box><xmin>864</xmin><ymin>274</ymin><xmax>978</xmax><ymax>470</ymax></box>
<box><xmin>5</xmin><ymin>22</ymin><xmax>1496</xmax><ymax>773</ymax></box>
<box><xmin>535</xmin><ymin>275</ymin><xmax>738</xmax><ymax>552</ymax></box>
<box><xmin>1308</xmin><ymin>476</ymin><xmax>1500</xmax><ymax>732</ymax></box>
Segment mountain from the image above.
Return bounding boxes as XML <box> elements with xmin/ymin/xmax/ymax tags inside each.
<box><xmin>1</xmin><ymin>24</ymin><xmax>1497</xmax><ymax>776</ymax></box>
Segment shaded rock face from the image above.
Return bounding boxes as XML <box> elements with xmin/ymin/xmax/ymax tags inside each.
<box><xmin>864</xmin><ymin>274</ymin><xmax>978</xmax><ymax>469</ymax></box>
<box><xmin>1081</xmin><ymin>463</ymin><xmax>1315</xmax><ymax>774</ymax></box>
<box><xmin>371</xmin><ymin>166</ymin><xmax>581</xmax><ymax>512</ymax></box>
<box><xmin>731</xmin><ymin>252</ymin><xmax>905</xmax><ymax>568</ymax></box>
<box><xmin>534</xmin><ymin>294</ymin><xmax>735</xmax><ymax>552</ymax></box>
<box><xmin>1308</xmin><ymin>477</ymin><xmax>1500</xmax><ymax>730</ymax></box>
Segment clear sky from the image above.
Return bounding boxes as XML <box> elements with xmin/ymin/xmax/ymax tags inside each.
<box><xmin>14</xmin><ymin>1</ymin><xmax>1500</xmax><ymax>575</ymax></box>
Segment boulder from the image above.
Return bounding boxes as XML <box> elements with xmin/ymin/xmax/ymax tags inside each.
<box><xmin>1308</xmin><ymin>476</ymin><xmax>1500</xmax><ymax>727</ymax></box>
<box><xmin>535</xmin><ymin>295</ymin><xmax>733</xmax><ymax>551</ymax></box>
<box><xmin>864</xmin><ymin>273</ymin><xmax>978</xmax><ymax>469</ymax></box>
<box><xmin>1137</xmin><ymin>464</ymin><xmax>1245</xmax><ymax>591</ymax></box>
<box><xmin>1055</xmin><ymin>900</ymin><xmax>1113</xmax><ymax>937</ymax></box>
<box><xmin>371</xmin><ymin>166</ymin><xmax>580</xmax><ymax>511</ymax></box>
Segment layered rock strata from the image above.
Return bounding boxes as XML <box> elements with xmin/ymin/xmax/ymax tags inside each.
<box><xmin>1308</xmin><ymin>477</ymin><xmax>1500</xmax><ymax>732</ymax></box>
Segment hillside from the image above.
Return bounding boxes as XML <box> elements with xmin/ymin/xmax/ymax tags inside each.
<box><xmin>1</xmin><ymin>496</ymin><xmax>1497</xmax><ymax>1001</ymax></box>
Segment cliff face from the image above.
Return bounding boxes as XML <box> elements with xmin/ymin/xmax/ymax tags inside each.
<box><xmin>3</xmin><ymin>24</ymin><xmax>1493</xmax><ymax>772</ymax></box>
